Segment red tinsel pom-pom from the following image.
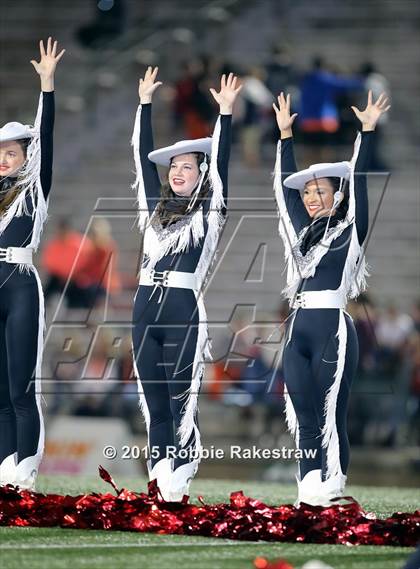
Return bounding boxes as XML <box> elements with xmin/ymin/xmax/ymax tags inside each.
<box><xmin>0</xmin><ymin>466</ymin><xmax>418</xmax><ymax>547</ymax></box>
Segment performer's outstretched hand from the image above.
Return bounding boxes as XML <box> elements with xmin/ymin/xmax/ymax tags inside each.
<box><xmin>272</xmin><ymin>92</ymin><xmax>298</xmax><ymax>138</ymax></box>
<box><xmin>351</xmin><ymin>90</ymin><xmax>391</xmax><ymax>131</ymax></box>
<box><xmin>138</xmin><ymin>66</ymin><xmax>162</xmax><ymax>104</ymax></box>
<box><xmin>209</xmin><ymin>73</ymin><xmax>242</xmax><ymax>115</ymax></box>
<box><xmin>30</xmin><ymin>37</ymin><xmax>65</xmax><ymax>92</ymax></box>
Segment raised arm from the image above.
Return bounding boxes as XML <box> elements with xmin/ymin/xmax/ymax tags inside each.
<box><xmin>273</xmin><ymin>92</ymin><xmax>311</xmax><ymax>234</ymax></box>
<box><xmin>137</xmin><ymin>66</ymin><xmax>163</xmax><ymax>212</ymax></box>
<box><xmin>215</xmin><ymin>114</ymin><xmax>232</xmax><ymax>206</ymax></box>
<box><xmin>30</xmin><ymin>37</ymin><xmax>65</xmax><ymax>198</ymax></box>
<box><xmin>351</xmin><ymin>90</ymin><xmax>390</xmax><ymax>244</ymax></box>
<box><xmin>208</xmin><ymin>73</ymin><xmax>241</xmax><ymax>211</ymax></box>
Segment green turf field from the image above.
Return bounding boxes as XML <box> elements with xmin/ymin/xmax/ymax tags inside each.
<box><xmin>1</xmin><ymin>475</ymin><xmax>418</xmax><ymax>569</ymax></box>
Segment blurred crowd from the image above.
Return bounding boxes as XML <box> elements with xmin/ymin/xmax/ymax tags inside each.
<box><xmin>72</xmin><ymin>3</ymin><xmax>390</xmax><ymax>171</ymax></box>
<box><xmin>171</xmin><ymin>46</ymin><xmax>390</xmax><ymax>169</ymax></box>
<box><xmin>42</xmin><ymin>217</ymin><xmax>122</xmax><ymax>310</ymax></box>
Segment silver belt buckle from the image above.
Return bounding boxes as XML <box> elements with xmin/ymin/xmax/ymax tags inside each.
<box><xmin>0</xmin><ymin>247</ymin><xmax>14</xmax><ymax>263</ymax></box>
<box><xmin>151</xmin><ymin>270</ymin><xmax>169</xmax><ymax>286</ymax></box>
<box><xmin>295</xmin><ymin>292</ymin><xmax>306</xmax><ymax>308</ymax></box>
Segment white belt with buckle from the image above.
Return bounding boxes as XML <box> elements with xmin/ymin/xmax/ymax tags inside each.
<box><xmin>140</xmin><ymin>269</ymin><xmax>199</xmax><ymax>303</ymax></box>
<box><xmin>0</xmin><ymin>247</ymin><xmax>34</xmax><ymax>265</ymax></box>
<box><xmin>292</xmin><ymin>290</ymin><xmax>346</xmax><ymax>309</ymax></box>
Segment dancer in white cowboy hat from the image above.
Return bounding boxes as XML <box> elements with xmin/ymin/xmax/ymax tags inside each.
<box><xmin>131</xmin><ymin>67</ymin><xmax>241</xmax><ymax>501</ymax></box>
<box><xmin>0</xmin><ymin>38</ymin><xmax>65</xmax><ymax>489</ymax></box>
<box><xmin>272</xmin><ymin>90</ymin><xmax>390</xmax><ymax>506</ymax></box>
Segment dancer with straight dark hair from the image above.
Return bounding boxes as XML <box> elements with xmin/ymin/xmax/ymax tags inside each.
<box><xmin>272</xmin><ymin>90</ymin><xmax>390</xmax><ymax>506</ymax></box>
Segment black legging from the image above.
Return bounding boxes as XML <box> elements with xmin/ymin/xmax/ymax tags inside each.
<box><xmin>0</xmin><ymin>271</ymin><xmax>43</xmax><ymax>463</ymax></box>
<box><xmin>283</xmin><ymin>307</ymin><xmax>358</xmax><ymax>479</ymax></box>
<box><xmin>132</xmin><ymin>285</ymin><xmax>199</xmax><ymax>469</ymax></box>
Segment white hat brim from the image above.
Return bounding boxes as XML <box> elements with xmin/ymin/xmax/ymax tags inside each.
<box><xmin>284</xmin><ymin>161</ymin><xmax>351</xmax><ymax>190</ymax></box>
<box><xmin>148</xmin><ymin>137</ymin><xmax>212</xmax><ymax>167</ymax></box>
<box><xmin>0</xmin><ymin>122</ymin><xmax>33</xmax><ymax>144</ymax></box>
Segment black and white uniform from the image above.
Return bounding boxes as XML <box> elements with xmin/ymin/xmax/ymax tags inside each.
<box><xmin>274</xmin><ymin>132</ymin><xmax>372</xmax><ymax>482</ymax></box>
<box><xmin>131</xmin><ymin>103</ymin><xmax>231</xmax><ymax>471</ymax></box>
<box><xmin>0</xmin><ymin>92</ymin><xmax>54</xmax><ymax>486</ymax></box>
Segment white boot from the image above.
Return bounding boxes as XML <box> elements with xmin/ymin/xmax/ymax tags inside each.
<box><xmin>0</xmin><ymin>453</ymin><xmax>17</xmax><ymax>487</ymax></box>
<box><xmin>168</xmin><ymin>460</ymin><xmax>199</xmax><ymax>502</ymax></box>
<box><xmin>295</xmin><ymin>469</ymin><xmax>325</xmax><ymax>507</ymax></box>
<box><xmin>15</xmin><ymin>455</ymin><xmax>40</xmax><ymax>490</ymax></box>
<box><xmin>147</xmin><ymin>458</ymin><xmax>172</xmax><ymax>501</ymax></box>
<box><xmin>322</xmin><ymin>471</ymin><xmax>347</xmax><ymax>502</ymax></box>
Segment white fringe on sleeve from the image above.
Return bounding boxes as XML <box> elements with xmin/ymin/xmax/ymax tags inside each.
<box><xmin>0</xmin><ymin>94</ymin><xmax>48</xmax><ymax>251</ymax></box>
<box><xmin>131</xmin><ymin>104</ymin><xmax>151</xmax><ymax>233</ymax></box>
<box><xmin>273</xmin><ymin>140</ymin><xmax>301</xmax><ymax>292</ymax></box>
<box><xmin>342</xmin><ymin>132</ymin><xmax>370</xmax><ymax>299</ymax></box>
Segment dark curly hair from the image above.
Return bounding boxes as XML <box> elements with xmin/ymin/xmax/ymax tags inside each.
<box><xmin>154</xmin><ymin>152</ymin><xmax>211</xmax><ymax>226</ymax></box>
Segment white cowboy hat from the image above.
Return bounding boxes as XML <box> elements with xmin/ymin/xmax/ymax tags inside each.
<box><xmin>284</xmin><ymin>161</ymin><xmax>351</xmax><ymax>190</ymax></box>
<box><xmin>0</xmin><ymin>122</ymin><xmax>33</xmax><ymax>144</ymax></box>
<box><xmin>148</xmin><ymin>137</ymin><xmax>212</xmax><ymax>166</ymax></box>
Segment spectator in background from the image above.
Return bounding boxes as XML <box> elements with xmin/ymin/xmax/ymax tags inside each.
<box><xmin>299</xmin><ymin>56</ymin><xmax>363</xmax><ymax>163</ymax></box>
<box><xmin>173</xmin><ymin>57</ymin><xmax>215</xmax><ymax>138</ymax></box>
<box><xmin>375</xmin><ymin>303</ymin><xmax>414</xmax><ymax>376</ymax></box>
<box><xmin>236</xmin><ymin>66</ymin><xmax>273</xmax><ymax>167</ymax></box>
<box><xmin>346</xmin><ymin>295</ymin><xmax>378</xmax><ymax>445</ymax></box>
<box><xmin>75</xmin><ymin>218</ymin><xmax>121</xmax><ymax>304</ymax></box>
<box><xmin>210</xmin><ymin>315</ymin><xmax>252</xmax><ymax>403</ymax></box>
<box><xmin>42</xmin><ymin>217</ymin><xmax>121</xmax><ymax>309</ymax></box>
<box><xmin>411</xmin><ymin>299</ymin><xmax>420</xmax><ymax>334</ymax></box>
<box><xmin>408</xmin><ymin>299</ymin><xmax>420</xmax><ymax>435</ymax></box>
<box><xmin>408</xmin><ymin>300</ymin><xmax>420</xmax><ymax>439</ymax></box>
<box><xmin>48</xmin><ymin>330</ymin><xmax>86</xmax><ymax>415</ymax></box>
<box><xmin>72</xmin><ymin>328</ymin><xmax>119</xmax><ymax>416</ymax></box>
<box><xmin>264</xmin><ymin>45</ymin><xmax>299</xmax><ymax>145</ymax></box>
<box><xmin>42</xmin><ymin>217</ymin><xmax>87</xmax><ymax>305</ymax></box>
<box><xmin>115</xmin><ymin>335</ymin><xmax>142</xmax><ymax>433</ymax></box>
<box><xmin>265</xmin><ymin>45</ymin><xmax>297</xmax><ymax>99</ymax></box>
<box><xmin>407</xmin><ymin>321</ymin><xmax>420</xmax><ymax>445</ymax></box>
<box><xmin>383</xmin><ymin>301</ymin><xmax>419</xmax><ymax>447</ymax></box>
<box><xmin>348</xmin><ymin>294</ymin><xmax>377</xmax><ymax>376</ymax></box>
